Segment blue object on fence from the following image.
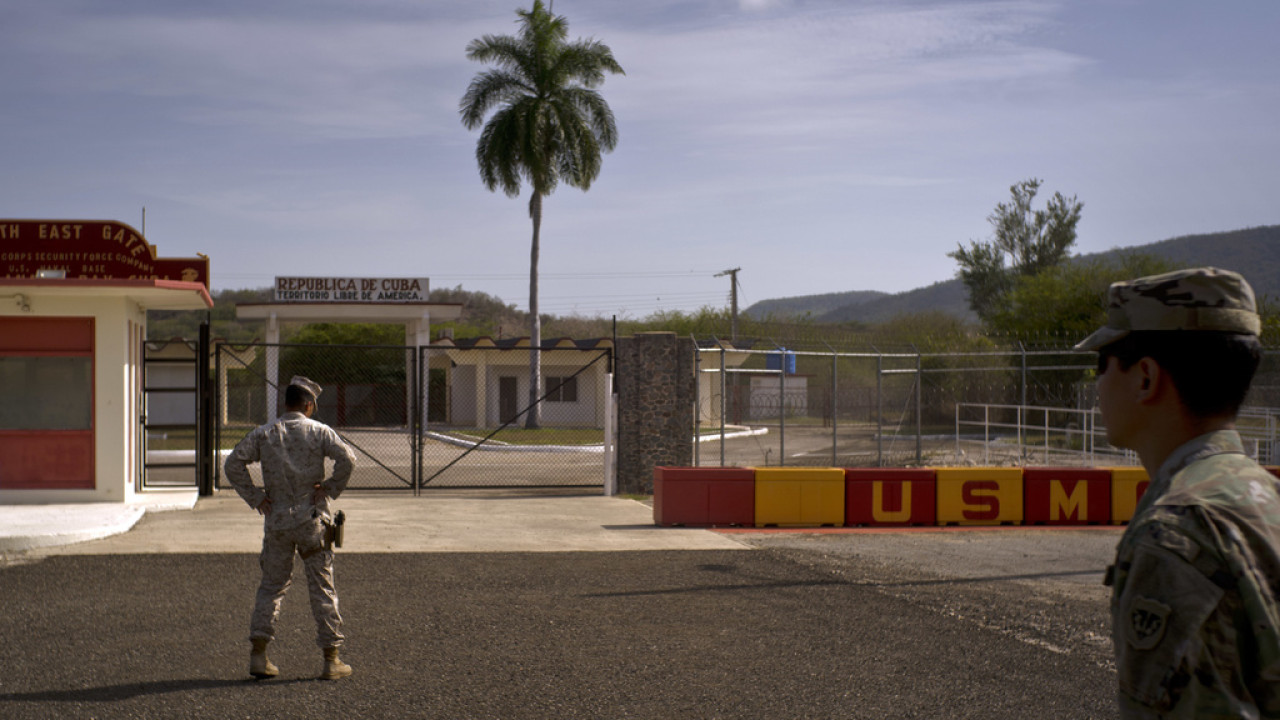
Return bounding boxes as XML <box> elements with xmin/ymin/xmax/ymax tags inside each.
<box><xmin>766</xmin><ymin>349</ymin><xmax>796</xmax><ymax>374</ymax></box>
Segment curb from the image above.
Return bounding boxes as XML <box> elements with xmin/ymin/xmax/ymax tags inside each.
<box><xmin>0</xmin><ymin>505</ymin><xmax>145</xmax><ymax>553</ymax></box>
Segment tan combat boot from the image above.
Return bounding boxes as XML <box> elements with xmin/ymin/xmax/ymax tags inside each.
<box><xmin>320</xmin><ymin>646</ymin><xmax>353</xmax><ymax>680</ymax></box>
<box><xmin>249</xmin><ymin>638</ymin><xmax>279</xmax><ymax>679</ymax></box>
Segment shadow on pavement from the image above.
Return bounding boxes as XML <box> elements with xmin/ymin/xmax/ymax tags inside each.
<box><xmin>0</xmin><ymin>676</ymin><xmax>317</xmax><ymax>703</ymax></box>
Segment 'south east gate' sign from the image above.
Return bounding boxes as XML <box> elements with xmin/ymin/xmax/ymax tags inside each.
<box><xmin>0</xmin><ymin>219</ymin><xmax>209</xmax><ymax>288</ymax></box>
<box><xmin>274</xmin><ymin>277</ymin><xmax>430</xmax><ymax>303</ymax></box>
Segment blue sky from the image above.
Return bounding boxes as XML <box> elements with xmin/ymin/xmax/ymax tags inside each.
<box><xmin>2</xmin><ymin>0</ymin><xmax>1277</xmax><ymax>318</ymax></box>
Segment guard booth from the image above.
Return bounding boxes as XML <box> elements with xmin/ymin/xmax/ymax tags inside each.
<box><xmin>0</xmin><ymin>219</ymin><xmax>212</xmax><ymax>504</ymax></box>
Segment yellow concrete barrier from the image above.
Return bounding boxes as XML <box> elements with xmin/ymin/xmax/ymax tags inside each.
<box><xmin>1108</xmin><ymin>466</ymin><xmax>1150</xmax><ymax>524</ymax></box>
<box><xmin>754</xmin><ymin>467</ymin><xmax>845</xmax><ymax>527</ymax></box>
<box><xmin>935</xmin><ymin>467</ymin><xmax>1024</xmax><ymax>525</ymax></box>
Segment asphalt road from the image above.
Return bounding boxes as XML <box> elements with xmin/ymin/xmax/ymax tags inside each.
<box><xmin>0</xmin><ymin>531</ymin><xmax>1120</xmax><ymax>719</ymax></box>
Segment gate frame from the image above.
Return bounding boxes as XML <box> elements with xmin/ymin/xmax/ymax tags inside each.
<box><xmin>210</xmin><ymin>340</ymin><xmax>613</xmax><ymax>493</ymax></box>
<box><xmin>141</xmin><ymin>321</ymin><xmax>212</xmax><ymax>492</ymax></box>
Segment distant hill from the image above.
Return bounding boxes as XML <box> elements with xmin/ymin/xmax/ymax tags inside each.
<box><xmin>745</xmin><ymin>225</ymin><xmax>1280</xmax><ymax>324</ymax></box>
<box><xmin>1136</xmin><ymin>226</ymin><xmax>1280</xmax><ymax>298</ymax></box>
<box><xmin>746</xmin><ymin>290</ymin><xmax>887</xmax><ymax>319</ymax></box>
<box><xmin>816</xmin><ymin>279</ymin><xmax>974</xmax><ymax>324</ymax></box>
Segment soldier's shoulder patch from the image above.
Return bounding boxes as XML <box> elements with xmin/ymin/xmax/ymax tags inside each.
<box><xmin>1140</xmin><ymin>519</ymin><xmax>1201</xmax><ymax>563</ymax></box>
<box><xmin>1127</xmin><ymin>596</ymin><xmax>1172</xmax><ymax>650</ymax></box>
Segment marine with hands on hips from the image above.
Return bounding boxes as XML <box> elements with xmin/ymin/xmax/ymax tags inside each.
<box><xmin>223</xmin><ymin>375</ymin><xmax>357</xmax><ymax>681</ymax></box>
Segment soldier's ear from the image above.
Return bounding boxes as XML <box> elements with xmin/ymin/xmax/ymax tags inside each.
<box><xmin>1134</xmin><ymin>357</ymin><xmax>1164</xmax><ymax>404</ymax></box>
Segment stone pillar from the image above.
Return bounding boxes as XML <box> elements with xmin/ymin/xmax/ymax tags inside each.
<box><xmin>616</xmin><ymin>332</ymin><xmax>695</xmax><ymax>494</ymax></box>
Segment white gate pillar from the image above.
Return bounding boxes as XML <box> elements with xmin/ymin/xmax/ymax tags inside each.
<box><xmin>406</xmin><ymin>312</ymin><xmax>431</xmax><ymax>429</ymax></box>
<box><xmin>266</xmin><ymin>312</ymin><xmax>280</xmax><ymax>420</ymax></box>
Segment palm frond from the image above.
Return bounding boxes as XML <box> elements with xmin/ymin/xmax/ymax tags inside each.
<box><xmin>476</xmin><ymin>106</ymin><xmax>528</xmax><ymax>197</ymax></box>
<box><xmin>459</xmin><ymin>69</ymin><xmax>534</xmax><ymax>130</ymax></box>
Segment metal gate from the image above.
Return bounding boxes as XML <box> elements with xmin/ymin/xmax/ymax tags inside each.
<box><xmin>214</xmin><ymin>342</ymin><xmax>419</xmax><ymax>490</ymax></box>
<box><xmin>416</xmin><ymin>344</ymin><xmax>613</xmax><ymax>489</ymax></box>
<box><xmin>213</xmin><ymin>341</ymin><xmax>612</xmax><ymax>491</ymax></box>
<box><xmin>141</xmin><ymin>324</ymin><xmax>211</xmax><ymax>490</ymax></box>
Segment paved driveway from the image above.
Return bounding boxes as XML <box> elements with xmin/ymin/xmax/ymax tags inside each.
<box><xmin>0</xmin><ymin>492</ymin><xmax>1120</xmax><ymax>719</ymax></box>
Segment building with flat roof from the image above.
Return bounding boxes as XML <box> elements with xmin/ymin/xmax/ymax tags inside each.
<box><xmin>0</xmin><ymin>220</ymin><xmax>211</xmax><ymax>503</ymax></box>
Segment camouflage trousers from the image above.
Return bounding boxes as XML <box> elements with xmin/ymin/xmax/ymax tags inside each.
<box><xmin>249</xmin><ymin>518</ymin><xmax>344</xmax><ymax>648</ymax></box>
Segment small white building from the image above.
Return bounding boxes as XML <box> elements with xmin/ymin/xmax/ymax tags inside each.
<box><xmin>748</xmin><ymin>374</ymin><xmax>810</xmax><ymax>419</ymax></box>
<box><xmin>0</xmin><ymin>219</ymin><xmax>211</xmax><ymax>504</ymax></box>
<box><xmin>434</xmin><ymin>337</ymin><xmax>613</xmax><ymax>429</ymax></box>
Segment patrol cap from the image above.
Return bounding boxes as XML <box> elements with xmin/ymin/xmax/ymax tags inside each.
<box><xmin>1074</xmin><ymin>267</ymin><xmax>1260</xmax><ymax>351</ymax></box>
<box><xmin>289</xmin><ymin>375</ymin><xmax>323</xmax><ymax>401</ymax></box>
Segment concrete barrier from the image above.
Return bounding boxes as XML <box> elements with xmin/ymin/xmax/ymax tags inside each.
<box><xmin>1023</xmin><ymin>467</ymin><xmax>1111</xmax><ymax>526</ymax></box>
<box><xmin>844</xmin><ymin>468</ymin><xmax>936</xmax><ymax>526</ymax></box>
<box><xmin>936</xmin><ymin>467</ymin><xmax>1023</xmax><ymax>526</ymax></box>
<box><xmin>753</xmin><ymin>468</ymin><xmax>845</xmax><ymax>528</ymax></box>
<box><xmin>1108</xmin><ymin>466</ymin><xmax>1150</xmax><ymax>524</ymax></box>
<box><xmin>653</xmin><ymin>465</ymin><xmax>1161</xmax><ymax>528</ymax></box>
<box><xmin>653</xmin><ymin>466</ymin><xmax>755</xmax><ymax>527</ymax></box>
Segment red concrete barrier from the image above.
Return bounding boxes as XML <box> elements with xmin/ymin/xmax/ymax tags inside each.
<box><xmin>653</xmin><ymin>466</ymin><xmax>755</xmax><ymax>527</ymax></box>
<box><xmin>845</xmin><ymin>468</ymin><xmax>936</xmax><ymax>526</ymax></box>
<box><xmin>1023</xmin><ymin>467</ymin><xmax>1111</xmax><ymax>525</ymax></box>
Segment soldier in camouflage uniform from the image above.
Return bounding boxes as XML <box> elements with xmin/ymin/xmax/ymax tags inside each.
<box><xmin>224</xmin><ymin>376</ymin><xmax>356</xmax><ymax>681</ymax></box>
<box><xmin>1075</xmin><ymin>267</ymin><xmax>1280</xmax><ymax>717</ymax></box>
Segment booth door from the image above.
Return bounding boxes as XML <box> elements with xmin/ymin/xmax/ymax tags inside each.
<box><xmin>0</xmin><ymin>317</ymin><xmax>95</xmax><ymax>489</ymax></box>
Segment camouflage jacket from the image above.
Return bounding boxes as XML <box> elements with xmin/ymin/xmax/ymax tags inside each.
<box><xmin>1108</xmin><ymin>429</ymin><xmax>1280</xmax><ymax>718</ymax></box>
<box><xmin>224</xmin><ymin>411</ymin><xmax>355</xmax><ymax>532</ymax></box>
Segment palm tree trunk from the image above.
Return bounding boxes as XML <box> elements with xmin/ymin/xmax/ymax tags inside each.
<box><xmin>525</xmin><ymin>191</ymin><xmax>543</xmax><ymax>429</ymax></box>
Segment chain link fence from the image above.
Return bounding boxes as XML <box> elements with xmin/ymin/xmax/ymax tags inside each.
<box><xmin>213</xmin><ymin>342</ymin><xmax>612</xmax><ymax>490</ymax></box>
<box><xmin>416</xmin><ymin>344</ymin><xmax>612</xmax><ymax>489</ymax></box>
<box><xmin>215</xmin><ymin>343</ymin><xmax>419</xmax><ymax>490</ymax></box>
<box><xmin>694</xmin><ymin>339</ymin><xmax>1280</xmax><ymax>469</ymax></box>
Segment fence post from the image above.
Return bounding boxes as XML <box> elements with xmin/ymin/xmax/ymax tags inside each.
<box><xmin>915</xmin><ymin>349</ymin><xmax>922</xmax><ymax>466</ymax></box>
<box><xmin>214</xmin><ymin>342</ymin><xmax>222</xmax><ymax>489</ymax></box>
<box><xmin>778</xmin><ymin>353</ymin><xmax>786</xmax><ymax>467</ymax></box>
<box><xmin>984</xmin><ymin>404</ymin><xmax>990</xmax><ymax>464</ymax></box>
<box><xmin>1043</xmin><ymin>408</ymin><xmax>1050</xmax><ymax>464</ymax></box>
<box><xmin>1019</xmin><ymin>341</ymin><xmax>1027</xmax><ymax>461</ymax></box>
<box><xmin>954</xmin><ymin>403</ymin><xmax>960</xmax><ymax>462</ymax></box>
<box><xmin>830</xmin><ymin>344</ymin><xmax>838</xmax><ymax>467</ymax></box>
<box><xmin>693</xmin><ymin>340</ymin><xmax>701</xmax><ymax>468</ymax></box>
<box><xmin>876</xmin><ymin>350</ymin><xmax>883</xmax><ymax>467</ymax></box>
<box><xmin>409</xmin><ymin>347</ymin><xmax>416</xmax><ymax>496</ymax></box>
<box><xmin>719</xmin><ymin>344</ymin><xmax>726</xmax><ymax>467</ymax></box>
<box><xmin>603</xmin><ymin>370</ymin><xmax>616</xmax><ymax>494</ymax></box>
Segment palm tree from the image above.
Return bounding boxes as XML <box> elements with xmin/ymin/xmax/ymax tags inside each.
<box><xmin>460</xmin><ymin>1</ymin><xmax>623</xmax><ymax>429</ymax></box>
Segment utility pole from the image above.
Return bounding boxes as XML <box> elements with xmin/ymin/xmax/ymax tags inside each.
<box><xmin>715</xmin><ymin>267</ymin><xmax>741</xmax><ymax>341</ymax></box>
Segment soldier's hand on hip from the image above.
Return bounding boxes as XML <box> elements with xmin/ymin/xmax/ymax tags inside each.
<box><xmin>257</xmin><ymin>497</ymin><xmax>272</xmax><ymax>516</ymax></box>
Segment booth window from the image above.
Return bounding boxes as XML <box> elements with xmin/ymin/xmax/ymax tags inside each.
<box><xmin>0</xmin><ymin>357</ymin><xmax>92</xmax><ymax>429</ymax></box>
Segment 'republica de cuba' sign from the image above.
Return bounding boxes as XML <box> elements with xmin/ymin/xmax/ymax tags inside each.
<box><xmin>0</xmin><ymin>219</ymin><xmax>209</xmax><ymax>288</ymax></box>
<box><xmin>275</xmin><ymin>277</ymin><xmax>430</xmax><ymax>303</ymax></box>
